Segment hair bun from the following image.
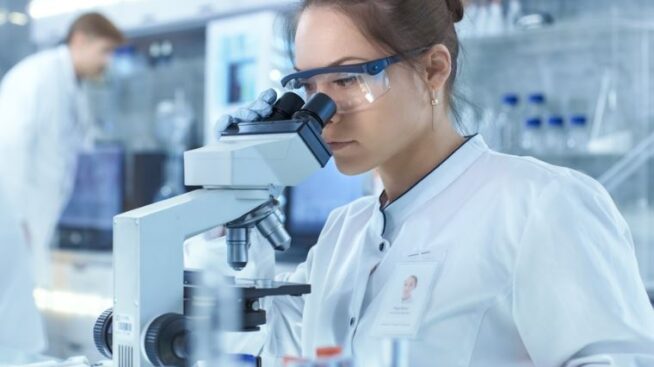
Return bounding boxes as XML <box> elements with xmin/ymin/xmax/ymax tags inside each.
<box><xmin>445</xmin><ymin>0</ymin><xmax>464</xmax><ymax>23</ymax></box>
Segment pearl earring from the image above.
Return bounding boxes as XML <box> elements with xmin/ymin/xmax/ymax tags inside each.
<box><xmin>431</xmin><ymin>91</ymin><xmax>440</xmax><ymax>106</ymax></box>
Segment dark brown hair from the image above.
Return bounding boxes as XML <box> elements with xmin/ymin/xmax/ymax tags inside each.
<box><xmin>285</xmin><ymin>0</ymin><xmax>465</xmax><ymax>120</ymax></box>
<box><xmin>65</xmin><ymin>12</ymin><xmax>125</xmax><ymax>45</ymax></box>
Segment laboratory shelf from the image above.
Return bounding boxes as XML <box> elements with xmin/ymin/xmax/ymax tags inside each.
<box><xmin>460</xmin><ymin>17</ymin><xmax>654</xmax><ymax>46</ymax></box>
<box><xmin>458</xmin><ymin>12</ymin><xmax>654</xmax><ymax>286</ymax></box>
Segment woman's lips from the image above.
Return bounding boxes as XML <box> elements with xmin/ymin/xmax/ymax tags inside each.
<box><xmin>327</xmin><ymin>141</ymin><xmax>355</xmax><ymax>151</ymax></box>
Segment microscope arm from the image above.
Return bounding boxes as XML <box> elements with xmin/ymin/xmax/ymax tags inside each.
<box><xmin>112</xmin><ymin>188</ymin><xmax>271</xmax><ymax>366</ymax></box>
<box><xmin>103</xmin><ymin>92</ymin><xmax>336</xmax><ymax>367</ymax></box>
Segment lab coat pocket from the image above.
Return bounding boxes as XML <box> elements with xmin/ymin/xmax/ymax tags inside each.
<box><xmin>413</xmin><ymin>289</ymin><xmax>498</xmax><ymax>367</ymax></box>
<box><xmin>406</xmin><ymin>239</ymin><xmax>498</xmax><ymax>365</ymax></box>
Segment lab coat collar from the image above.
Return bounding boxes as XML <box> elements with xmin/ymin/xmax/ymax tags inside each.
<box><xmin>56</xmin><ymin>44</ymin><xmax>79</xmax><ymax>93</ymax></box>
<box><xmin>56</xmin><ymin>44</ymin><xmax>94</xmax><ymax>147</ymax></box>
<box><xmin>375</xmin><ymin>134</ymin><xmax>488</xmax><ymax>239</ymax></box>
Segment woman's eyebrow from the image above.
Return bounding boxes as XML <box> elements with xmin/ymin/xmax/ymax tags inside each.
<box><xmin>293</xmin><ymin>56</ymin><xmax>368</xmax><ymax>71</ymax></box>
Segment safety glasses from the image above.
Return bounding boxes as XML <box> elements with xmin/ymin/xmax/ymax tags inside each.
<box><xmin>281</xmin><ymin>47</ymin><xmax>429</xmax><ymax>115</ymax></box>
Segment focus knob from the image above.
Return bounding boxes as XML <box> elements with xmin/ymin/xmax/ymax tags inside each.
<box><xmin>93</xmin><ymin>308</ymin><xmax>113</xmax><ymax>358</ymax></box>
<box><xmin>144</xmin><ymin>313</ymin><xmax>190</xmax><ymax>367</ymax></box>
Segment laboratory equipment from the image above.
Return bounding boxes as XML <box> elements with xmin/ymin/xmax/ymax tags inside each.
<box><xmin>525</xmin><ymin>93</ymin><xmax>546</xmax><ymax>122</ymax></box>
<box><xmin>93</xmin><ymin>92</ymin><xmax>337</xmax><ymax>367</ymax></box>
<box><xmin>456</xmin><ymin>1</ymin><xmax>479</xmax><ymax>38</ymax></box>
<box><xmin>280</xmin><ymin>340</ymin><xmax>410</xmax><ymax>366</ymax></box>
<box><xmin>483</xmin><ymin>89</ymin><xmax>600</xmax><ymax>155</ymax></box>
<box><xmin>566</xmin><ymin>115</ymin><xmax>589</xmax><ymax>152</ymax></box>
<box><xmin>505</xmin><ymin>0</ymin><xmax>522</xmax><ymax>33</ymax></box>
<box><xmin>283</xmin><ymin>346</ymin><xmax>354</xmax><ymax>367</ymax></box>
<box><xmin>497</xmin><ymin>93</ymin><xmax>521</xmax><ymax>151</ymax></box>
<box><xmin>127</xmin><ymin>152</ymin><xmax>168</xmax><ymax>209</ymax></box>
<box><xmin>57</xmin><ymin>144</ymin><xmax>124</xmax><ymax>251</ymax></box>
<box><xmin>154</xmin><ymin>89</ymin><xmax>195</xmax><ymax>202</ymax></box>
<box><xmin>155</xmin><ymin>89</ymin><xmax>194</xmax><ymax>153</ymax></box>
<box><xmin>111</xmin><ymin>46</ymin><xmax>145</xmax><ymax>79</ymax></box>
<box><xmin>599</xmin><ymin>130</ymin><xmax>654</xmax><ymax>193</ymax></box>
<box><xmin>545</xmin><ymin>116</ymin><xmax>565</xmax><ymax>153</ymax></box>
<box><xmin>520</xmin><ymin>117</ymin><xmax>542</xmax><ymax>153</ymax></box>
<box><xmin>205</xmin><ymin>12</ymin><xmax>286</xmax><ymax>145</ymax></box>
<box><xmin>518</xmin><ymin>93</ymin><xmax>547</xmax><ymax>153</ymax></box>
<box><xmin>515</xmin><ymin>12</ymin><xmax>555</xmax><ymax>29</ymax></box>
<box><xmin>486</xmin><ymin>0</ymin><xmax>504</xmax><ymax>36</ymax></box>
<box><xmin>587</xmin><ymin>69</ymin><xmax>633</xmax><ymax>154</ymax></box>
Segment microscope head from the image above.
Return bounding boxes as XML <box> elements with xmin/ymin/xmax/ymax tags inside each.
<box><xmin>184</xmin><ymin>92</ymin><xmax>336</xmax><ymax>189</ymax></box>
<box><xmin>184</xmin><ymin>92</ymin><xmax>337</xmax><ymax>270</ymax></box>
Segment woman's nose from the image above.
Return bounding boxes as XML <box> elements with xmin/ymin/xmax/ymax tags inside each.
<box><xmin>327</xmin><ymin>111</ymin><xmax>342</xmax><ymax>125</ymax></box>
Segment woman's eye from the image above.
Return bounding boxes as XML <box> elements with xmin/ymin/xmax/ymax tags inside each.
<box><xmin>333</xmin><ymin>76</ymin><xmax>358</xmax><ymax>88</ymax></box>
<box><xmin>298</xmin><ymin>82</ymin><xmax>316</xmax><ymax>93</ymax></box>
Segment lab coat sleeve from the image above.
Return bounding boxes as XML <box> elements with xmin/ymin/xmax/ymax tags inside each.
<box><xmin>513</xmin><ymin>172</ymin><xmax>654</xmax><ymax>367</ymax></box>
<box><xmin>260</xmin><ymin>203</ymin><xmax>351</xmax><ymax>359</ymax></box>
<box><xmin>262</xmin><ymin>246</ymin><xmax>316</xmax><ymax>358</ymax></box>
<box><xmin>0</xmin><ymin>67</ymin><xmax>38</xmax><ymax>220</ymax></box>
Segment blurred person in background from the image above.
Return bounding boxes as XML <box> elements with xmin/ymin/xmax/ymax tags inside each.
<box><xmin>0</xmin><ymin>12</ymin><xmax>123</xmax><ymax>353</ymax></box>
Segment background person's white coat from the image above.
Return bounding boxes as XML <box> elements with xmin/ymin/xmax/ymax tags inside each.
<box><xmin>0</xmin><ymin>45</ymin><xmax>92</xmax><ymax>289</ymax></box>
<box><xmin>0</xmin><ymin>184</ymin><xmax>46</xmax><ymax>352</ymax></box>
<box><xmin>0</xmin><ymin>44</ymin><xmax>92</xmax><ymax>351</ymax></box>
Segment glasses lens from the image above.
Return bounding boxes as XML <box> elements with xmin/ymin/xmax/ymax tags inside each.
<box><xmin>283</xmin><ymin>70</ymin><xmax>390</xmax><ymax>114</ymax></box>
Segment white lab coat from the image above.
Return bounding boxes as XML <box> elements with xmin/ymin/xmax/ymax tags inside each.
<box><xmin>246</xmin><ymin>135</ymin><xmax>654</xmax><ymax>366</ymax></box>
<box><xmin>0</xmin><ymin>45</ymin><xmax>91</xmax><ymax>351</ymax></box>
<box><xmin>0</xmin><ymin>184</ymin><xmax>46</xmax><ymax>353</ymax></box>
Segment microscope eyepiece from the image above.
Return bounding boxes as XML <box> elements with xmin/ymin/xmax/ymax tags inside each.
<box><xmin>292</xmin><ymin>93</ymin><xmax>337</xmax><ymax>128</ymax></box>
<box><xmin>266</xmin><ymin>92</ymin><xmax>305</xmax><ymax>121</ymax></box>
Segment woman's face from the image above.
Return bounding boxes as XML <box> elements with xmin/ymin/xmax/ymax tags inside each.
<box><xmin>403</xmin><ymin>276</ymin><xmax>417</xmax><ymax>300</ymax></box>
<box><xmin>294</xmin><ymin>6</ymin><xmax>434</xmax><ymax>175</ymax></box>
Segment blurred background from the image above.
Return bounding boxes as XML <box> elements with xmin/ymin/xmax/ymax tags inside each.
<box><xmin>0</xmin><ymin>0</ymin><xmax>652</xmax><ymax>361</ymax></box>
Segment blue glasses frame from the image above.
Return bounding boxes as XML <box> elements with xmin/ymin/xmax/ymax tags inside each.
<box><xmin>281</xmin><ymin>47</ymin><xmax>430</xmax><ymax>88</ymax></box>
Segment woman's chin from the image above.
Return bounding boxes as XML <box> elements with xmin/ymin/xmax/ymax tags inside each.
<box><xmin>333</xmin><ymin>157</ymin><xmax>371</xmax><ymax>176</ymax></box>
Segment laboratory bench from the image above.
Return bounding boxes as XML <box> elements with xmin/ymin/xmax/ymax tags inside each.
<box><xmin>40</xmin><ymin>247</ymin><xmax>654</xmax><ymax>362</ymax></box>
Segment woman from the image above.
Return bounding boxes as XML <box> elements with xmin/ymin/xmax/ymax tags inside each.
<box><xmin>220</xmin><ymin>0</ymin><xmax>654</xmax><ymax>365</ymax></box>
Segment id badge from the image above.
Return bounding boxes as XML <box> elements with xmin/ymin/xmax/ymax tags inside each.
<box><xmin>370</xmin><ymin>260</ymin><xmax>441</xmax><ymax>338</ymax></box>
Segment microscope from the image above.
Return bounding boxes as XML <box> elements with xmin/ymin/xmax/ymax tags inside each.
<box><xmin>93</xmin><ymin>92</ymin><xmax>337</xmax><ymax>367</ymax></box>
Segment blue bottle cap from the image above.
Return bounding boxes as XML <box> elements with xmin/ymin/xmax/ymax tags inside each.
<box><xmin>114</xmin><ymin>45</ymin><xmax>136</xmax><ymax>55</ymax></box>
<box><xmin>502</xmin><ymin>94</ymin><xmax>520</xmax><ymax>106</ymax></box>
<box><xmin>526</xmin><ymin>117</ymin><xmax>542</xmax><ymax>128</ymax></box>
<box><xmin>548</xmin><ymin>116</ymin><xmax>564</xmax><ymax>127</ymax></box>
<box><xmin>528</xmin><ymin>93</ymin><xmax>546</xmax><ymax>104</ymax></box>
<box><xmin>230</xmin><ymin>354</ymin><xmax>258</xmax><ymax>366</ymax></box>
<box><xmin>571</xmin><ymin>115</ymin><xmax>588</xmax><ymax>126</ymax></box>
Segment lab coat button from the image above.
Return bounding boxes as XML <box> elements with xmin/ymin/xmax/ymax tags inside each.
<box><xmin>379</xmin><ymin>242</ymin><xmax>385</xmax><ymax>252</ymax></box>
<box><xmin>349</xmin><ymin>317</ymin><xmax>356</xmax><ymax>326</ymax></box>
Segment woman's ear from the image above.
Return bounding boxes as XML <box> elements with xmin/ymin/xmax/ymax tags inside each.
<box><xmin>422</xmin><ymin>44</ymin><xmax>452</xmax><ymax>92</ymax></box>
